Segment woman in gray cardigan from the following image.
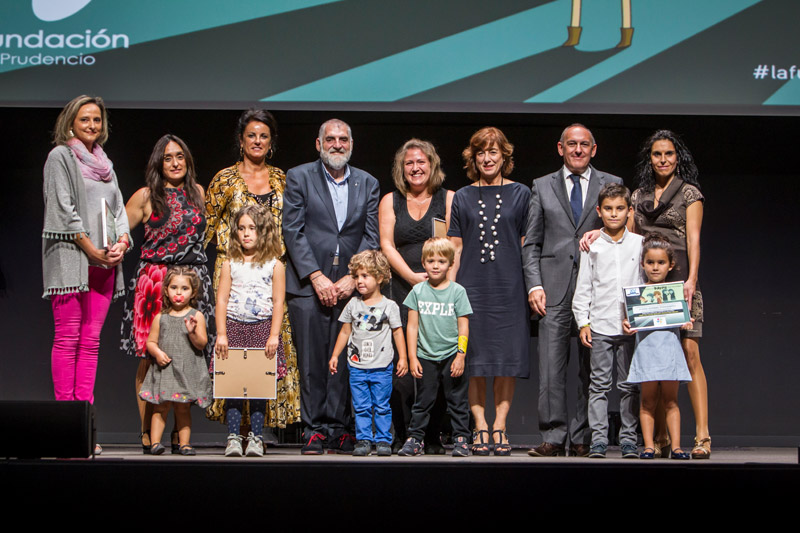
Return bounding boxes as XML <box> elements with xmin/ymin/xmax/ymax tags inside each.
<box><xmin>42</xmin><ymin>95</ymin><xmax>130</xmax><ymax>452</ymax></box>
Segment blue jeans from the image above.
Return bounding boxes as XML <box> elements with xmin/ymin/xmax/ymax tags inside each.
<box><xmin>349</xmin><ymin>364</ymin><xmax>393</xmax><ymax>443</ymax></box>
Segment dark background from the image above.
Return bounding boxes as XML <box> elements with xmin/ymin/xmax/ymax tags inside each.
<box><xmin>1</xmin><ymin>106</ymin><xmax>796</xmax><ymax>445</ymax></box>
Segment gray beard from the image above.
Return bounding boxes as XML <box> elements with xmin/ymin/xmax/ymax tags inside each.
<box><xmin>320</xmin><ymin>149</ymin><xmax>350</xmax><ymax>171</ymax></box>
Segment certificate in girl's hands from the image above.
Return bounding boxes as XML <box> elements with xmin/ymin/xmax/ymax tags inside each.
<box><xmin>623</xmin><ymin>282</ymin><xmax>691</xmax><ymax>331</ymax></box>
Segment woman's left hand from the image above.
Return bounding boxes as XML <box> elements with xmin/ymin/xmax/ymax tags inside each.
<box><xmin>683</xmin><ymin>279</ymin><xmax>696</xmax><ymax>309</ymax></box>
<box><xmin>105</xmin><ymin>242</ymin><xmax>127</xmax><ymax>266</ymax></box>
<box><xmin>265</xmin><ymin>335</ymin><xmax>279</xmax><ymax>359</ymax></box>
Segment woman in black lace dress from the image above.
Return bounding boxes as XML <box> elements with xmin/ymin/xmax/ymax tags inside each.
<box><xmin>379</xmin><ymin>139</ymin><xmax>453</xmax><ymax>452</ymax></box>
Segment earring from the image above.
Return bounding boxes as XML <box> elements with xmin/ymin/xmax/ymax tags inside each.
<box><xmin>69</xmin><ymin>129</ymin><xmax>74</xmax><ymax>137</ymax></box>
<box><xmin>267</xmin><ymin>148</ymin><xmax>274</xmax><ymax>159</ymax></box>
<box><xmin>239</xmin><ymin>145</ymin><xmax>244</xmax><ymax>161</ymax></box>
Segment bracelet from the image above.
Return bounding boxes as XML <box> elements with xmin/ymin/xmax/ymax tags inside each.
<box><xmin>310</xmin><ymin>273</ymin><xmax>322</xmax><ymax>282</ymax></box>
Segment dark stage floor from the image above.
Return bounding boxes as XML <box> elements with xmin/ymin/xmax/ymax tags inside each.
<box><xmin>5</xmin><ymin>444</ymin><xmax>798</xmax><ymax>516</ymax></box>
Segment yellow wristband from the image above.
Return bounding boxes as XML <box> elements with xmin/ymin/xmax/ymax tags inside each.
<box><xmin>457</xmin><ymin>335</ymin><xmax>468</xmax><ymax>354</ymax></box>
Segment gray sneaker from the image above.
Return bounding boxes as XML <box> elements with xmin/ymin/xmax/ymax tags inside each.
<box><xmin>398</xmin><ymin>437</ymin><xmax>423</xmax><ymax>457</ymax></box>
<box><xmin>376</xmin><ymin>441</ymin><xmax>392</xmax><ymax>456</ymax></box>
<box><xmin>353</xmin><ymin>440</ymin><xmax>372</xmax><ymax>456</ymax></box>
<box><xmin>620</xmin><ymin>443</ymin><xmax>639</xmax><ymax>459</ymax></box>
<box><xmin>225</xmin><ymin>434</ymin><xmax>243</xmax><ymax>457</ymax></box>
<box><xmin>245</xmin><ymin>432</ymin><xmax>264</xmax><ymax>457</ymax></box>
<box><xmin>588</xmin><ymin>443</ymin><xmax>607</xmax><ymax>458</ymax></box>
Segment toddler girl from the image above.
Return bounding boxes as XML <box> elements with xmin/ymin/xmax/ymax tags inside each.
<box><xmin>139</xmin><ymin>266</ymin><xmax>211</xmax><ymax>455</ymax></box>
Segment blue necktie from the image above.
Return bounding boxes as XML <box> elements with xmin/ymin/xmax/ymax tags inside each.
<box><xmin>569</xmin><ymin>174</ymin><xmax>583</xmax><ymax>224</ymax></box>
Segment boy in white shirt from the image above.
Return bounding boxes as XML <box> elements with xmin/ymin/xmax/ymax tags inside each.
<box><xmin>572</xmin><ymin>184</ymin><xmax>643</xmax><ymax>458</ymax></box>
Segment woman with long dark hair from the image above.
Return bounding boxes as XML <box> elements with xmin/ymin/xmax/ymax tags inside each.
<box><xmin>631</xmin><ymin>129</ymin><xmax>709</xmax><ymax>459</ymax></box>
<box><xmin>121</xmin><ymin>134</ymin><xmax>213</xmax><ymax>454</ymax></box>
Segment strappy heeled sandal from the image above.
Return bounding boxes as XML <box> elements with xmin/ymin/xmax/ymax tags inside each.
<box><xmin>492</xmin><ymin>429</ymin><xmax>511</xmax><ymax>456</ymax></box>
<box><xmin>691</xmin><ymin>437</ymin><xmax>711</xmax><ymax>459</ymax></box>
<box><xmin>471</xmin><ymin>429</ymin><xmax>490</xmax><ymax>456</ymax></box>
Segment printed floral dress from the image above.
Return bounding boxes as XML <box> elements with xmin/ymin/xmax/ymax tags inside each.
<box><xmin>121</xmin><ymin>188</ymin><xmax>215</xmax><ymax>362</ymax></box>
<box><xmin>203</xmin><ymin>164</ymin><xmax>301</xmax><ymax>428</ymax></box>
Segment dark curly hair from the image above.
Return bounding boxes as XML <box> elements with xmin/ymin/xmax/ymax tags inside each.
<box><xmin>634</xmin><ymin>129</ymin><xmax>700</xmax><ymax>193</ymax></box>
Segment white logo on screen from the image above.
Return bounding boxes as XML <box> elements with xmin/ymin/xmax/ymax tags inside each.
<box><xmin>32</xmin><ymin>0</ymin><xmax>92</xmax><ymax>22</ymax></box>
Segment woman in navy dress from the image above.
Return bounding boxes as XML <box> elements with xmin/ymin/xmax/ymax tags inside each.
<box><xmin>448</xmin><ymin>127</ymin><xmax>530</xmax><ymax>456</ymax></box>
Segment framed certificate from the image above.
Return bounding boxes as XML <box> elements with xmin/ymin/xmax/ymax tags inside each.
<box><xmin>432</xmin><ymin>217</ymin><xmax>447</xmax><ymax>238</ymax></box>
<box><xmin>213</xmin><ymin>347</ymin><xmax>277</xmax><ymax>399</ymax></box>
<box><xmin>100</xmin><ymin>197</ymin><xmax>117</xmax><ymax>249</ymax></box>
<box><xmin>623</xmin><ymin>282</ymin><xmax>691</xmax><ymax>331</ymax></box>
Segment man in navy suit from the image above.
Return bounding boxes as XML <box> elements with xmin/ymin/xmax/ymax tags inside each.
<box><xmin>522</xmin><ymin>124</ymin><xmax>622</xmax><ymax>457</ymax></box>
<box><xmin>283</xmin><ymin>119</ymin><xmax>380</xmax><ymax>454</ymax></box>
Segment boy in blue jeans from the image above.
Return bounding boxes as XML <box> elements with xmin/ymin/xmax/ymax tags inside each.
<box><xmin>572</xmin><ymin>184</ymin><xmax>643</xmax><ymax>458</ymax></box>
<box><xmin>399</xmin><ymin>237</ymin><xmax>472</xmax><ymax>457</ymax></box>
<box><xmin>329</xmin><ymin>250</ymin><xmax>408</xmax><ymax>456</ymax></box>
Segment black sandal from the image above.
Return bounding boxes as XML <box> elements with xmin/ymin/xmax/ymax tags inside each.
<box><xmin>471</xmin><ymin>429</ymin><xmax>491</xmax><ymax>456</ymax></box>
<box><xmin>140</xmin><ymin>430</ymin><xmax>151</xmax><ymax>455</ymax></box>
<box><xmin>492</xmin><ymin>429</ymin><xmax>511</xmax><ymax>456</ymax></box>
<box><xmin>170</xmin><ymin>429</ymin><xmax>180</xmax><ymax>454</ymax></box>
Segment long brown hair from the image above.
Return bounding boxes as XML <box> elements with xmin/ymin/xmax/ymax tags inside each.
<box><xmin>145</xmin><ymin>134</ymin><xmax>203</xmax><ymax>217</ymax></box>
<box><xmin>227</xmin><ymin>205</ymin><xmax>281</xmax><ymax>266</ymax></box>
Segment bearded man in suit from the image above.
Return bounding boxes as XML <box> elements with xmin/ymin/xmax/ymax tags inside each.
<box><xmin>283</xmin><ymin>119</ymin><xmax>380</xmax><ymax>455</ymax></box>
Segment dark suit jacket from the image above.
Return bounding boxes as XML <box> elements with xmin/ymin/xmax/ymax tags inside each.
<box><xmin>522</xmin><ymin>166</ymin><xmax>623</xmax><ymax>307</ymax></box>
<box><xmin>283</xmin><ymin>160</ymin><xmax>380</xmax><ymax>297</ymax></box>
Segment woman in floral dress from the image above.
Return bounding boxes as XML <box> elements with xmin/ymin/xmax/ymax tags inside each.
<box><xmin>121</xmin><ymin>134</ymin><xmax>213</xmax><ymax>453</ymax></box>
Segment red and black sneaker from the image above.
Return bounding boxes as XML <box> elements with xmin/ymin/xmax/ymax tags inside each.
<box><xmin>301</xmin><ymin>433</ymin><xmax>326</xmax><ymax>455</ymax></box>
<box><xmin>328</xmin><ymin>432</ymin><xmax>356</xmax><ymax>454</ymax></box>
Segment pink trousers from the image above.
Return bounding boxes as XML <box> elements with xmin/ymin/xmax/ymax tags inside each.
<box><xmin>50</xmin><ymin>266</ymin><xmax>115</xmax><ymax>403</ymax></box>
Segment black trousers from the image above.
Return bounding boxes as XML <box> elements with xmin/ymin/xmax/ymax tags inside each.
<box><xmin>407</xmin><ymin>354</ymin><xmax>469</xmax><ymax>441</ymax></box>
<box><xmin>287</xmin><ymin>294</ymin><xmax>351</xmax><ymax>437</ymax></box>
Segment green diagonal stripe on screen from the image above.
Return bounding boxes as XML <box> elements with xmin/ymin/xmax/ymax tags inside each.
<box><xmin>262</xmin><ymin>0</ymin><xmax>569</xmax><ymax>102</ymax></box>
<box><xmin>526</xmin><ymin>0</ymin><xmax>761</xmax><ymax>103</ymax></box>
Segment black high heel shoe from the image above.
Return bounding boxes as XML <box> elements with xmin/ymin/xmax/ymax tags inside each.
<box><xmin>171</xmin><ymin>429</ymin><xmax>180</xmax><ymax>454</ymax></box>
<box><xmin>140</xmin><ymin>431</ymin><xmax>152</xmax><ymax>455</ymax></box>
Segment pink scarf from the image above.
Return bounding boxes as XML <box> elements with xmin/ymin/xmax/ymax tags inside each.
<box><xmin>66</xmin><ymin>137</ymin><xmax>113</xmax><ymax>182</ymax></box>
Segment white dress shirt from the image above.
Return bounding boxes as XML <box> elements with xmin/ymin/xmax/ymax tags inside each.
<box><xmin>572</xmin><ymin>227</ymin><xmax>644</xmax><ymax>336</ymax></box>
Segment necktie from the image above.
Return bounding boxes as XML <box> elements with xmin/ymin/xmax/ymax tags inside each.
<box><xmin>569</xmin><ymin>174</ymin><xmax>583</xmax><ymax>224</ymax></box>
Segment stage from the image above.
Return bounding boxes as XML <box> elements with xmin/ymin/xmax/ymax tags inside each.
<box><xmin>4</xmin><ymin>445</ymin><xmax>797</xmax><ymax>513</ymax></box>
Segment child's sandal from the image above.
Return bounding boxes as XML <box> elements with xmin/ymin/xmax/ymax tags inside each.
<box><xmin>179</xmin><ymin>444</ymin><xmax>196</xmax><ymax>456</ymax></box>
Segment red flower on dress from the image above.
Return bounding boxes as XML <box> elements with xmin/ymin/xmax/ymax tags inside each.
<box><xmin>156</xmin><ymin>246</ymin><xmax>167</xmax><ymax>257</ymax></box>
<box><xmin>178</xmin><ymin>235</ymin><xmax>188</xmax><ymax>245</ymax></box>
<box><xmin>191</xmin><ymin>215</ymin><xmax>201</xmax><ymax>225</ymax></box>
<box><xmin>133</xmin><ymin>264</ymin><xmax>166</xmax><ymax>356</ymax></box>
<box><xmin>185</xmin><ymin>226</ymin><xmax>196</xmax><ymax>236</ymax></box>
<box><xmin>167</xmin><ymin>242</ymin><xmax>178</xmax><ymax>253</ymax></box>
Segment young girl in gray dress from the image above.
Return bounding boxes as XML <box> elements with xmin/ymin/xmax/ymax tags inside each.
<box><xmin>623</xmin><ymin>233</ymin><xmax>692</xmax><ymax>460</ymax></box>
<box><xmin>139</xmin><ymin>266</ymin><xmax>212</xmax><ymax>455</ymax></box>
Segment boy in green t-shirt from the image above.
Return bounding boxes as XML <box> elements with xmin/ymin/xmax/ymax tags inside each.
<box><xmin>400</xmin><ymin>238</ymin><xmax>473</xmax><ymax>457</ymax></box>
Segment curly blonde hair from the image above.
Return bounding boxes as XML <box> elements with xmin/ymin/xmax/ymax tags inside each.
<box><xmin>348</xmin><ymin>249</ymin><xmax>391</xmax><ymax>287</ymax></box>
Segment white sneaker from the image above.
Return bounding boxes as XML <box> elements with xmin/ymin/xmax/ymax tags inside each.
<box><xmin>225</xmin><ymin>434</ymin><xmax>243</xmax><ymax>457</ymax></box>
<box><xmin>245</xmin><ymin>432</ymin><xmax>264</xmax><ymax>457</ymax></box>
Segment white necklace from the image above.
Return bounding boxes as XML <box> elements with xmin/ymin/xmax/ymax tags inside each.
<box><xmin>477</xmin><ymin>178</ymin><xmax>502</xmax><ymax>263</ymax></box>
